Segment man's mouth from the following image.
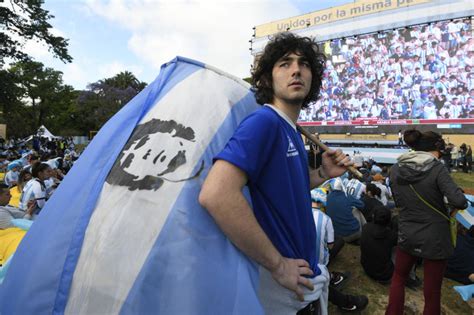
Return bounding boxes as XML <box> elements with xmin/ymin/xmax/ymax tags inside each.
<box><xmin>289</xmin><ymin>81</ymin><xmax>303</xmax><ymax>87</ymax></box>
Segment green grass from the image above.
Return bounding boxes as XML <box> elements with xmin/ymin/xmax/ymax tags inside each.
<box><xmin>452</xmin><ymin>172</ymin><xmax>474</xmax><ymax>191</ymax></box>
<box><xmin>327</xmin><ymin>244</ymin><xmax>473</xmax><ymax>314</ymax></box>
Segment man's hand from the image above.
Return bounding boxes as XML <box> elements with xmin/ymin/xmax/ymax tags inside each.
<box><xmin>270</xmin><ymin>257</ymin><xmax>314</xmax><ymax>301</ymax></box>
<box><xmin>321</xmin><ymin>148</ymin><xmax>353</xmax><ymax>179</ymax></box>
<box><xmin>26</xmin><ymin>200</ymin><xmax>36</xmax><ymax>216</ymax></box>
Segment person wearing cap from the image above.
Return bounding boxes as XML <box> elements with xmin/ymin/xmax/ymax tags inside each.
<box><xmin>386</xmin><ymin>129</ymin><xmax>468</xmax><ymax>315</ymax></box>
<box><xmin>4</xmin><ymin>162</ymin><xmax>20</xmax><ymax>188</ymax></box>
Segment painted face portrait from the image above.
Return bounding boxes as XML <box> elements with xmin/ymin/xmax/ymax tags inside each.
<box><xmin>106</xmin><ymin>119</ymin><xmax>204</xmax><ymax>191</ymax></box>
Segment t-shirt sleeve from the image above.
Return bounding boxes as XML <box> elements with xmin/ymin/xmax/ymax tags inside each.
<box><xmin>215</xmin><ymin>111</ymin><xmax>278</xmax><ymax>183</ymax></box>
<box><xmin>0</xmin><ymin>209</ymin><xmax>14</xmax><ymax>229</ymax></box>
<box><xmin>327</xmin><ymin>218</ymin><xmax>335</xmax><ymax>244</ymax></box>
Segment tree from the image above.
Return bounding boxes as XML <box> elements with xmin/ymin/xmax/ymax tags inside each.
<box><xmin>74</xmin><ymin>71</ymin><xmax>147</xmax><ymax>134</ymax></box>
<box><xmin>6</xmin><ymin>60</ymin><xmax>76</xmax><ymax>137</ymax></box>
<box><xmin>0</xmin><ymin>0</ymin><xmax>72</xmax><ymax>66</ymax></box>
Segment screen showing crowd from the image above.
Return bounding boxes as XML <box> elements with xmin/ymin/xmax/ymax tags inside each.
<box><xmin>299</xmin><ymin>17</ymin><xmax>474</xmax><ymax>122</ymax></box>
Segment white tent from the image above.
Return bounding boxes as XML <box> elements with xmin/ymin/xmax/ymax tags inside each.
<box><xmin>36</xmin><ymin>125</ymin><xmax>58</xmax><ymax>140</ymax></box>
<box><xmin>22</xmin><ymin>125</ymin><xmax>59</xmax><ymax>142</ymax></box>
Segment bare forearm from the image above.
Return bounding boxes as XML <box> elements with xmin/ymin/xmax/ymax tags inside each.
<box><xmin>199</xmin><ymin>160</ymin><xmax>282</xmax><ymax>272</ymax></box>
<box><xmin>202</xmin><ymin>189</ymin><xmax>282</xmax><ymax>271</ymax></box>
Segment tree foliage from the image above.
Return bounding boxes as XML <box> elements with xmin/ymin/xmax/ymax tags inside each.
<box><xmin>4</xmin><ymin>61</ymin><xmax>76</xmax><ymax>138</ymax></box>
<box><xmin>0</xmin><ymin>0</ymin><xmax>72</xmax><ymax>66</ymax></box>
<box><xmin>74</xmin><ymin>71</ymin><xmax>148</xmax><ymax>134</ymax></box>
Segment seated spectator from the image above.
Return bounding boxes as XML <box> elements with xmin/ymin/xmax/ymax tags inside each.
<box><xmin>4</xmin><ymin>162</ymin><xmax>20</xmax><ymax>188</ymax></box>
<box><xmin>360</xmin><ymin>183</ymin><xmax>384</xmax><ymax>222</ymax></box>
<box><xmin>326</xmin><ymin>179</ymin><xmax>366</xmax><ymax>243</ymax></box>
<box><xmin>0</xmin><ymin>184</ymin><xmax>34</xmax><ymax>229</ymax></box>
<box><xmin>311</xmin><ymin>188</ymin><xmax>369</xmax><ymax>312</ymax></box>
<box><xmin>344</xmin><ymin>174</ymin><xmax>366</xmax><ymax>200</ymax></box>
<box><xmin>360</xmin><ymin>206</ymin><xmax>397</xmax><ymax>282</ymax></box>
<box><xmin>371</xmin><ymin>174</ymin><xmax>392</xmax><ymax>206</ymax></box>
<box><xmin>19</xmin><ymin>163</ymin><xmax>52</xmax><ymax>218</ymax></box>
<box><xmin>445</xmin><ymin>225</ymin><xmax>474</xmax><ymax>285</ymax></box>
<box><xmin>311</xmin><ymin>188</ymin><xmax>345</xmax><ymax>264</ymax></box>
<box><xmin>9</xmin><ymin>170</ymin><xmax>32</xmax><ymax>207</ymax></box>
<box><xmin>22</xmin><ymin>155</ymin><xmax>39</xmax><ymax>173</ymax></box>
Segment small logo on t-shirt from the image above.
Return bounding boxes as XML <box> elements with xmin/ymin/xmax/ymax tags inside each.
<box><xmin>287</xmin><ymin>136</ymin><xmax>299</xmax><ymax>157</ymax></box>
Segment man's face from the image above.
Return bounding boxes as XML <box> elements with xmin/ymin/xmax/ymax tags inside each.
<box><xmin>271</xmin><ymin>52</ymin><xmax>312</xmax><ymax>107</ymax></box>
<box><xmin>0</xmin><ymin>189</ymin><xmax>11</xmax><ymax>206</ymax></box>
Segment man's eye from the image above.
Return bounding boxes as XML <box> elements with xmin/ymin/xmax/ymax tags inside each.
<box><xmin>280</xmin><ymin>62</ymin><xmax>289</xmax><ymax>67</ymax></box>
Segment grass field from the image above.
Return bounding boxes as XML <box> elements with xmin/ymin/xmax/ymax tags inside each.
<box><xmin>328</xmin><ymin>244</ymin><xmax>474</xmax><ymax>314</ymax></box>
<box><xmin>327</xmin><ymin>171</ymin><xmax>474</xmax><ymax>314</ymax></box>
<box><xmin>452</xmin><ymin>171</ymin><xmax>474</xmax><ymax>192</ymax></box>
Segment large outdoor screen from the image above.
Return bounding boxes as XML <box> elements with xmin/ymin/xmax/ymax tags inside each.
<box><xmin>299</xmin><ymin>17</ymin><xmax>474</xmax><ymax>128</ymax></box>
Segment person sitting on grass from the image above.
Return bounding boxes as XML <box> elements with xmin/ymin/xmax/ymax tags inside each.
<box><xmin>4</xmin><ymin>162</ymin><xmax>20</xmax><ymax>188</ymax></box>
<box><xmin>360</xmin><ymin>183</ymin><xmax>384</xmax><ymax>222</ymax></box>
<box><xmin>326</xmin><ymin>178</ymin><xmax>366</xmax><ymax>244</ymax></box>
<box><xmin>360</xmin><ymin>206</ymin><xmax>421</xmax><ymax>289</ymax></box>
<box><xmin>360</xmin><ymin>205</ymin><xmax>397</xmax><ymax>283</ymax></box>
<box><xmin>0</xmin><ymin>184</ymin><xmax>35</xmax><ymax>229</ymax></box>
<box><xmin>311</xmin><ymin>188</ymin><xmax>369</xmax><ymax>312</ymax></box>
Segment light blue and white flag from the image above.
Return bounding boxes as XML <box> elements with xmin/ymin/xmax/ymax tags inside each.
<box><xmin>0</xmin><ymin>57</ymin><xmax>263</xmax><ymax>314</ymax></box>
<box><xmin>456</xmin><ymin>194</ymin><xmax>474</xmax><ymax>229</ymax></box>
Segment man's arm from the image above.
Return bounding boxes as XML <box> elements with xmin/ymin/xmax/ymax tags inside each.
<box><xmin>199</xmin><ymin>160</ymin><xmax>314</xmax><ymax>300</ymax></box>
<box><xmin>309</xmin><ymin>148</ymin><xmax>353</xmax><ymax>189</ymax></box>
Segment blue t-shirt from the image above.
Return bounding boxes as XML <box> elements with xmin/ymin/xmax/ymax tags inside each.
<box><xmin>215</xmin><ymin>106</ymin><xmax>319</xmax><ymax>275</ymax></box>
<box><xmin>326</xmin><ymin>190</ymin><xmax>365</xmax><ymax>237</ymax></box>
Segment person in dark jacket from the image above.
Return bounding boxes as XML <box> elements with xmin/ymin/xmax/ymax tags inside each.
<box><xmin>360</xmin><ymin>205</ymin><xmax>397</xmax><ymax>282</ymax></box>
<box><xmin>386</xmin><ymin>129</ymin><xmax>468</xmax><ymax>315</ymax></box>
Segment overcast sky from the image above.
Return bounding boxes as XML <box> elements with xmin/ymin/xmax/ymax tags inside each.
<box><xmin>21</xmin><ymin>0</ymin><xmax>353</xmax><ymax>89</ymax></box>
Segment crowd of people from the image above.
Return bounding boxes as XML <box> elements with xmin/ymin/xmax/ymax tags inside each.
<box><xmin>0</xmin><ymin>136</ymin><xmax>80</xmax><ymax>228</ymax></box>
<box><xmin>311</xmin><ymin>129</ymin><xmax>473</xmax><ymax>314</ymax></box>
<box><xmin>1</xmin><ymin>31</ymin><xmax>472</xmax><ymax>314</ymax></box>
<box><xmin>298</xmin><ymin>18</ymin><xmax>474</xmax><ymax>122</ymax></box>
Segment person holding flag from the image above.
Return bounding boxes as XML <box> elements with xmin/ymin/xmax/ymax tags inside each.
<box><xmin>199</xmin><ymin>32</ymin><xmax>353</xmax><ymax>315</ymax></box>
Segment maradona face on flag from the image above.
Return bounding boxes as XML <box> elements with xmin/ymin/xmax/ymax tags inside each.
<box><xmin>0</xmin><ymin>57</ymin><xmax>263</xmax><ymax>314</ymax></box>
<box><xmin>107</xmin><ymin>118</ymin><xmax>204</xmax><ymax>191</ymax></box>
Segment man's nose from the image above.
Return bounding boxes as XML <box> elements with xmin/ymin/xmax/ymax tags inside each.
<box><xmin>290</xmin><ymin>63</ymin><xmax>301</xmax><ymax>76</ymax></box>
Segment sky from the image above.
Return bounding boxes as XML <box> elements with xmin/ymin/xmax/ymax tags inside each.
<box><xmin>18</xmin><ymin>0</ymin><xmax>353</xmax><ymax>90</ymax></box>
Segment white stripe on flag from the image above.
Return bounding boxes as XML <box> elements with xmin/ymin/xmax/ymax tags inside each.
<box><xmin>65</xmin><ymin>67</ymin><xmax>250</xmax><ymax>314</ymax></box>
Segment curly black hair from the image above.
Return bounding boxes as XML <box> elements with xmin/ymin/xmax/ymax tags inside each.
<box><xmin>251</xmin><ymin>32</ymin><xmax>326</xmax><ymax>109</ymax></box>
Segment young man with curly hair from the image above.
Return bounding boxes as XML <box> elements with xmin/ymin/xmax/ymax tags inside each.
<box><xmin>199</xmin><ymin>33</ymin><xmax>353</xmax><ymax>314</ymax></box>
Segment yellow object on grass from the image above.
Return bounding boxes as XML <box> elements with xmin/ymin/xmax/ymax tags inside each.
<box><xmin>9</xmin><ymin>187</ymin><xmax>21</xmax><ymax>208</ymax></box>
<box><xmin>0</xmin><ymin>172</ymin><xmax>4</xmax><ymax>181</ymax></box>
<box><xmin>0</xmin><ymin>228</ymin><xmax>26</xmax><ymax>266</ymax></box>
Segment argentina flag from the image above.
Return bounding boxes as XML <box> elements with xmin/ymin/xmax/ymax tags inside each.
<box><xmin>0</xmin><ymin>57</ymin><xmax>263</xmax><ymax>314</ymax></box>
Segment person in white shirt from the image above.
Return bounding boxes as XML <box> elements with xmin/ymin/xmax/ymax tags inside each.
<box><xmin>371</xmin><ymin>174</ymin><xmax>392</xmax><ymax>206</ymax></box>
<box><xmin>4</xmin><ymin>163</ymin><xmax>20</xmax><ymax>187</ymax></box>
<box><xmin>19</xmin><ymin>162</ymin><xmax>52</xmax><ymax>218</ymax></box>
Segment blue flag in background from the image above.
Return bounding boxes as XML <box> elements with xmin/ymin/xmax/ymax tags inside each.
<box><xmin>0</xmin><ymin>57</ymin><xmax>263</xmax><ymax>314</ymax></box>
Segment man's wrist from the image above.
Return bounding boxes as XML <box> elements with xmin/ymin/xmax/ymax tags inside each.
<box><xmin>318</xmin><ymin>167</ymin><xmax>329</xmax><ymax>180</ymax></box>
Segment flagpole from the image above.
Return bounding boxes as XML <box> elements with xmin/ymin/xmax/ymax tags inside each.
<box><xmin>296</xmin><ymin>124</ymin><xmax>363</xmax><ymax>180</ymax></box>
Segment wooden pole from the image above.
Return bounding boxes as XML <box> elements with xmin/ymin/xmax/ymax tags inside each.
<box><xmin>296</xmin><ymin>125</ymin><xmax>364</xmax><ymax>180</ymax></box>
